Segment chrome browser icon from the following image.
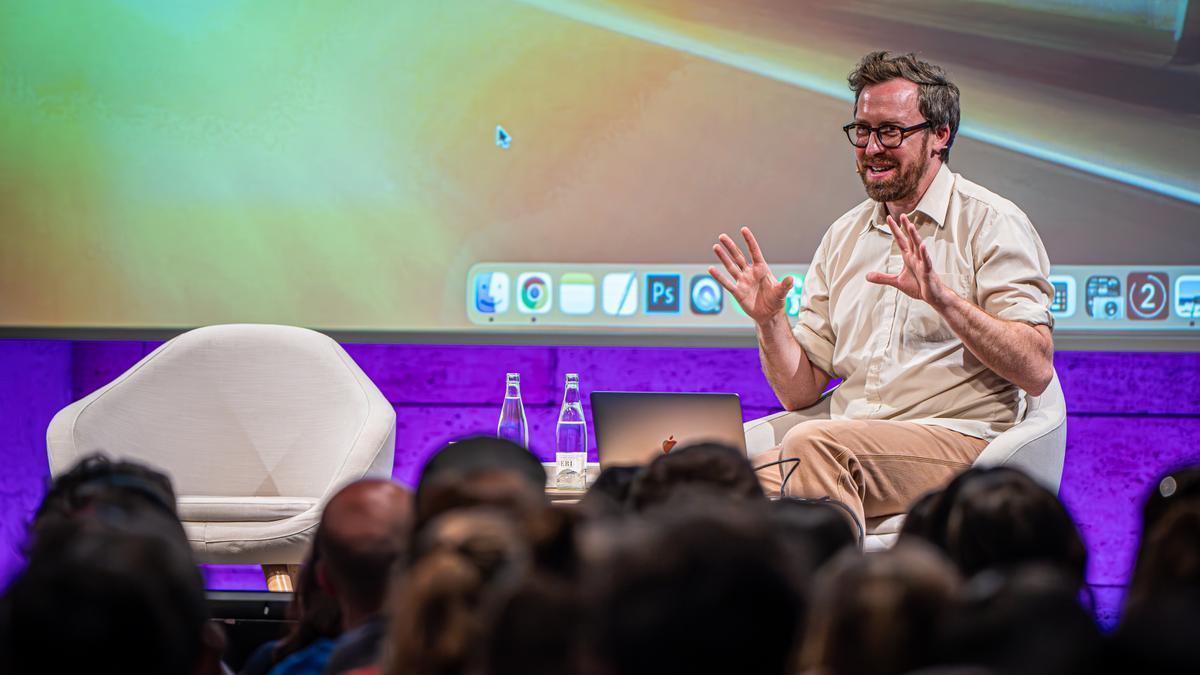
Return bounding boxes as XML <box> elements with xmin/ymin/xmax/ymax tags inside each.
<box><xmin>517</xmin><ymin>272</ymin><xmax>552</xmax><ymax>314</ymax></box>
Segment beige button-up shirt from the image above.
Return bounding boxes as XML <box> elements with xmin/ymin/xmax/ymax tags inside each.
<box><xmin>793</xmin><ymin>164</ymin><xmax>1053</xmax><ymax>440</ymax></box>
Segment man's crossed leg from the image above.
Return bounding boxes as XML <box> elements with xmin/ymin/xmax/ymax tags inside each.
<box><xmin>755</xmin><ymin>419</ymin><xmax>988</xmax><ymax>528</ymax></box>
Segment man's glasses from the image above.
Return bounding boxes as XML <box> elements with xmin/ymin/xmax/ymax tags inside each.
<box><xmin>842</xmin><ymin>121</ymin><xmax>931</xmax><ymax>149</ymax></box>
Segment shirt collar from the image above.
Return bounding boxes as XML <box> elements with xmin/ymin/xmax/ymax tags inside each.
<box><xmin>865</xmin><ymin>163</ymin><xmax>953</xmax><ymax>233</ymax></box>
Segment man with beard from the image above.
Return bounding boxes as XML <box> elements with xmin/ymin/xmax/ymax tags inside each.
<box><xmin>709</xmin><ymin>52</ymin><xmax>1054</xmax><ymax>533</ymax></box>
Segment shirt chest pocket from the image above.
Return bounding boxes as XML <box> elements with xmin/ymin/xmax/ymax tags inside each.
<box><xmin>903</xmin><ymin>273</ymin><xmax>972</xmax><ymax>343</ymax></box>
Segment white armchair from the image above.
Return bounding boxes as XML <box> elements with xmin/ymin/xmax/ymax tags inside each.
<box><xmin>46</xmin><ymin>324</ymin><xmax>395</xmax><ymax>568</ymax></box>
<box><xmin>744</xmin><ymin>370</ymin><xmax>1067</xmax><ymax>551</ymax></box>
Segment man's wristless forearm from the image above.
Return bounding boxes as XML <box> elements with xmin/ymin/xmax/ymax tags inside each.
<box><xmin>932</xmin><ymin>291</ymin><xmax>1051</xmax><ymax>394</ymax></box>
<box><xmin>756</xmin><ymin>313</ymin><xmax>822</xmax><ymax>409</ymax></box>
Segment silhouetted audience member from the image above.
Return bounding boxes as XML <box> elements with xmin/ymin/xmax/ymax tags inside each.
<box><xmin>318</xmin><ymin>479</ymin><xmax>413</xmax><ymax>675</ymax></box>
<box><xmin>1125</xmin><ymin>466</ymin><xmax>1200</xmax><ymax>608</ymax></box>
<box><xmin>30</xmin><ymin>453</ymin><xmax>178</xmax><ymax>538</ymax></box>
<box><xmin>239</xmin><ymin>546</ymin><xmax>341</xmax><ymax>675</ymax></box>
<box><xmin>769</xmin><ymin>497</ymin><xmax>859</xmax><ymax>581</ymax></box>
<box><xmin>938</xmin><ymin>564</ymin><xmax>1102</xmax><ymax>675</ymax></box>
<box><xmin>577</xmin><ymin>465</ymin><xmax>641</xmax><ymax>518</ymax></box>
<box><xmin>628</xmin><ymin>442</ymin><xmax>764</xmax><ymax>512</ymax></box>
<box><xmin>414</xmin><ymin>437</ymin><xmax>548</xmax><ymax>533</ymax></box>
<box><xmin>0</xmin><ymin>508</ymin><xmax>221</xmax><ymax>675</ymax></box>
<box><xmin>522</xmin><ymin>502</ymin><xmax>584</xmax><ymax>582</ymax></box>
<box><xmin>22</xmin><ymin>444</ymin><xmax>1198</xmax><ymax>675</ymax></box>
<box><xmin>376</xmin><ymin>508</ymin><xmax>533</xmax><ymax>675</ymax></box>
<box><xmin>1107</xmin><ymin>466</ymin><xmax>1200</xmax><ymax>674</ymax></box>
<box><xmin>943</xmin><ymin>468</ymin><xmax>1086</xmax><ymax>584</ymax></box>
<box><xmin>587</xmin><ymin>502</ymin><xmax>802</xmax><ymax>675</ymax></box>
<box><xmin>903</xmin><ymin>468</ymin><xmax>1087</xmax><ymax>586</ymax></box>
<box><xmin>897</xmin><ymin>488</ymin><xmax>943</xmax><ymax>542</ymax></box>
<box><xmin>1106</xmin><ymin>587</ymin><xmax>1200</xmax><ymax>675</ymax></box>
<box><xmin>483</xmin><ymin>572</ymin><xmax>583</xmax><ymax>675</ymax></box>
<box><xmin>901</xmin><ymin>472</ymin><xmax>971</xmax><ymax>552</ymax></box>
<box><xmin>802</xmin><ymin>542</ymin><xmax>960</xmax><ymax>675</ymax></box>
<box><xmin>417</xmin><ymin>469</ymin><xmax>547</xmax><ymax>539</ymax></box>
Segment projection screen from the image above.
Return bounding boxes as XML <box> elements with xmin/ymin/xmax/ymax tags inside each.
<box><xmin>1</xmin><ymin>0</ymin><xmax>1197</xmax><ymax>348</ymax></box>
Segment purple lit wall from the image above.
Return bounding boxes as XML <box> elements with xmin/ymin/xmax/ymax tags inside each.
<box><xmin>2</xmin><ymin>339</ymin><xmax>1198</xmax><ymax>624</ymax></box>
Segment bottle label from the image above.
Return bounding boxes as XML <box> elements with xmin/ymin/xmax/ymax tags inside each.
<box><xmin>555</xmin><ymin>452</ymin><xmax>586</xmax><ymax>489</ymax></box>
<box><xmin>556</xmin><ymin>453</ymin><xmax>584</xmax><ymax>473</ymax></box>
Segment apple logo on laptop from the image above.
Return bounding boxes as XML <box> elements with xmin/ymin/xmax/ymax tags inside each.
<box><xmin>661</xmin><ymin>436</ymin><xmax>677</xmax><ymax>454</ymax></box>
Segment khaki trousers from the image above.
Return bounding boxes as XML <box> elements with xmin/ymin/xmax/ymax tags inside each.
<box><xmin>754</xmin><ymin>419</ymin><xmax>988</xmax><ymax>527</ymax></box>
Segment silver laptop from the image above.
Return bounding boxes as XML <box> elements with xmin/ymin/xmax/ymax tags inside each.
<box><xmin>590</xmin><ymin>392</ymin><xmax>746</xmax><ymax>468</ymax></box>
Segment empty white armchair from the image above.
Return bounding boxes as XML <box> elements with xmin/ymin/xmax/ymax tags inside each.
<box><xmin>744</xmin><ymin>370</ymin><xmax>1068</xmax><ymax>551</ymax></box>
<box><xmin>46</xmin><ymin>324</ymin><xmax>395</xmax><ymax>565</ymax></box>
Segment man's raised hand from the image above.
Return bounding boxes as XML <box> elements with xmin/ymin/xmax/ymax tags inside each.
<box><xmin>708</xmin><ymin>226</ymin><xmax>794</xmax><ymax>325</ymax></box>
<box><xmin>865</xmin><ymin>213</ymin><xmax>949</xmax><ymax>307</ymax></box>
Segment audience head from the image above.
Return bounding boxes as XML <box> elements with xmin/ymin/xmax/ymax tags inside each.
<box><xmin>939</xmin><ymin>564</ymin><xmax>1101</xmax><ymax>675</ymax></box>
<box><xmin>629</xmin><ymin>442</ymin><xmax>764</xmax><ymax>512</ymax></box>
<box><xmin>272</xmin><ymin>544</ymin><xmax>342</xmax><ymax>664</ymax></box>
<box><xmin>383</xmin><ymin>507</ymin><xmax>532</xmax><ymax>675</ymax></box>
<box><xmin>483</xmin><ymin>573</ymin><xmax>582</xmax><ymax>675</ymax></box>
<box><xmin>1126</xmin><ymin>466</ymin><xmax>1200</xmax><ymax>609</ymax></box>
<box><xmin>1</xmin><ymin>507</ymin><xmax>212</xmax><ymax>675</ymax></box>
<box><xmin>769</xmin><ymin>497</ymin><xmax>859</xmax><ymax>579</ymax></box>
<box><xmin>1112</xmin><ymin>465</ymin><xmax>1200</xmax><ymax>673</ymax></box>
<box><xmin>315</xmin><ymin>478</ymin><xmax>413</xmax><ymax>629</ymax></box>
<box><xmin>931</xmin><ymin>467</ymin><xmax>1086</xmax><ymax>584</ymax></box>
<box><xmin>1109</xmin><ymin>585</ymin><xmax>1200</xmax><ymax>674</ymax></box>
<box><xmin>415</xmin><ymin>437</ymin><xmax>547</xmax><ymax>532</ymax></box>
<box><xmin>32</xmin><ymin>453</ymin><xmax>177</xmax><ymax>535</ymax></box>
<box><xmin>417</xmin><ymin>436</ymin><xmax>546</xmax><ymax>504</ymax></box>
<box><xmin>1138</xmin><ymin>465</ymin><xmax>1200</xmax><ymax>534</ymax></box>
<box><xmin>587</xmin><ymin>502</ymin><xmax>802</xmax><ymax>675</ymax></box>
<box><xmin>803</xmin><ymin>542</ymin><xmax>960</xmax><ymax>675</ymax></box>
<box><xmin>897</xmin><ymin>488</ymin><xmax>943</xmax><ymax>542</ymax></box>
<box><xmin>576</xmin><ymin>465</ymin><xmax>640</xmax><ymax>518</ymax></box>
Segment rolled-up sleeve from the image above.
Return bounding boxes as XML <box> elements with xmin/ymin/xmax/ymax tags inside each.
<box><xmin>793</xmin><ymin>234</ymin><xmax>837</xmax><ymax>375</ymax></box>
<box><xmin>972</xmin><ymin>208</ymin><xmax>1054</xmax><ymax>329</ymax></box>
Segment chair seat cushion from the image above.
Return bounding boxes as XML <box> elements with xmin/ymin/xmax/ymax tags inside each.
<box><xmin>865</xmin><ymin>513</ymin><xmax>907</xmax><ymax>536</ymax></box>
<box><xmin>177</xmin><ymin>496</ymin><xmax>318</xmax><ymax>523</ymax></box>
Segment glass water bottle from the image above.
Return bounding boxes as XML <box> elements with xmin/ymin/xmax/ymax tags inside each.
<box><xmin>497</xmin><ymin>372</ymin><xmax>528</xmax><ymax>447</ymax></box>
<box><xmin>555</xmin><ymin>373</ymin><xmax>588</xmax><ymax>488</ymax></box>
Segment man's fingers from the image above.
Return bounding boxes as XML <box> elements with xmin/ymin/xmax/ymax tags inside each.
<box><xmin>902</xmin><ymin>214</ymin><xmax>922</xmax><ymax>247</ymax></box>
<box><xmin>774</xmin><ymin>274</ymin><xmax>795</xmax><ymax>300</ymax></box>
<box><xmin>902</xmin><ymin>216</ymin><xmax>933</xmax><ymax>272</ymax></box>
<box><xmin>707</xmin><ymin>266</ymin><xmax>739</xmax><ymax>295</ymax></box>
<box><xmin>865</xmin><ymin>271</ymin><xmax>899</xmax><ymax>288</ymax></box>
<box><xmin>885</xmin><ymin>215</ymin><xmax>910</xmax><ymax>254</ymax></box>
<box><xmin>718</xmin><ymin>234</ymin><xmax>749</xmax><ymax>269</ymax></box>
<box><xmin>741</xmin><ymin>227</ymin><xmax>767</xmax><ymax>264</ymax></box>
<box><xmin>918</xmin><ymin>241</ymin><xmax>934</xmax><ymax>267</ymax></box>
<box><xmin>902</xmin><ymin>215</ymin><xmax>928</xmax><ymax>264</ymax></box>
<box><xmin>713</xmin><ymin>244</ymin><xmax>741</xmax><ymax>279</ymax></box>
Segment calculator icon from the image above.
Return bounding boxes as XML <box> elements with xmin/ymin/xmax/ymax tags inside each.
<box><xmin>1048</xmin><ymin>275</ymin><xmax>1076</xmax><ymax>318</ymax></box>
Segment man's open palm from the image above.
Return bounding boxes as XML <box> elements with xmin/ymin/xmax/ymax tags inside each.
<box><xmin>865</xmin><ymin>213</ymin><xmax>947</xmax><ymax>305</ymax></box>
<box><xmin>708</xmin><ymin>227</ymin><xmax>794</xmax><ymax>324</ymax></box>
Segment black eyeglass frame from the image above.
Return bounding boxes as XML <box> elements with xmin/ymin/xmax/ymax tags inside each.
<box><xmin>842</xmin><ymin>121</ymin><xmax>932</xmax><ymax>148</ymax></box>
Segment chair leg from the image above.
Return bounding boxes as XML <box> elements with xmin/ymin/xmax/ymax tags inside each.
<box><xmin>263</xmin><ymin>564</ymin><xmax>295</xmax><ymax>592</ymax></box>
